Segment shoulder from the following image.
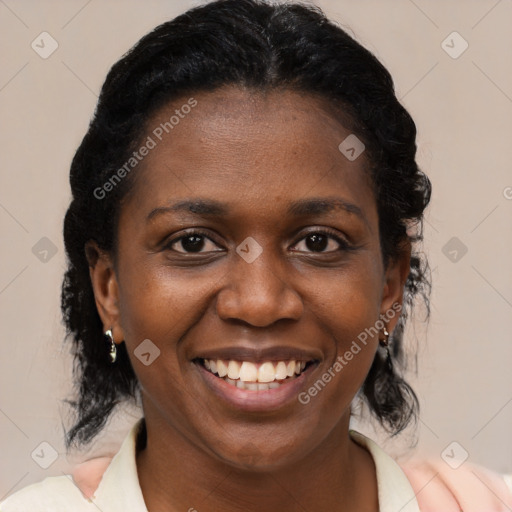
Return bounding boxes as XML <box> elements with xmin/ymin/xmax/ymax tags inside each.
<box><xmin>350</xmin><ymin>429</ymin><xmax>512</xmax><ymax>511</ymax></box>
<box><xmin>0</xmin><ymin>474</ymin><xmax>97</xmax><ymax>512</ymax></box>
<box><xmin>400</xmin><ymin>457</ymin><xmax>512</xmax><ymax>511</ymax></box>
<box><xmin>0</xmin><ymin>420</ymin><xmax>143</xmax><ymax>512</ymax></box>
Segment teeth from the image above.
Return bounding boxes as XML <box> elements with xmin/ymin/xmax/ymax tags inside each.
<box><xmin>202</xmin><ymin>358</ymin><xmax>311</xmax><ymax>386</ymax></box>
<box><xmin>227</xmin><ymin>360</ymin><xmax>240</xmax><ymax>379</ymax></box>
<box><xmin>275</xmin><ymin>361</ymin><xmax>288</xmax><ymax>380</ymax></box>
<box><xmin>217</xmin><ymin>360</ymin><xmax>228</xmax><ymax>378</ymax></box>
<box><xmin>258</xmin><ymin>362</ymin><xmax>276</xmax><ymax>383</ymax></box>
<box><xmin>239</xmin><ymin>361</ymin><xmax>258</xmax><ymax>382</ymax></box>
<box><xmin>222</xmin><ymin>378</ymin><xmax>280</xmax><ymax>391</ymax></box>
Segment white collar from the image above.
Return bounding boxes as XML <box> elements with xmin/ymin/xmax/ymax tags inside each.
<box><xmin>93</xmin><ymin>420</ymin><xmax>419</xmax><ymax>512</ymax></box>
<box><xmin>92</xmin><ymin>419</ymin><xmax>148</xmax><ymax>511</ymax></box>
<box><xmin>350</xmin><ymin>429</ymin><xmax>420</xmax><ymax>512</ymax></box>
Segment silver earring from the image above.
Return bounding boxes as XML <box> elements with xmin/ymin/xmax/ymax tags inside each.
<box><xmin>105</xmin><ymin>328</ymin><xmax>117</xmax><ymax>363</ymax></box>
<box><xmin>379</xmin><ymin>326</ymin><xmax>390</xmax><ymax>347</ymax></box>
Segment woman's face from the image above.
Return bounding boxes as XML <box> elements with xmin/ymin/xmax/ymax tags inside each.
<box><xmin>91</xmin><ymin>87</ymin><xmax>409</xmax><ymax>469</ymax></box>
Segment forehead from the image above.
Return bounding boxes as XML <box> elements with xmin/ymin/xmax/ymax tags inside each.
<box><xmin>120</xmin><ymin>87</ymin><xmax>376</xmax><ymax>225</ymax></box>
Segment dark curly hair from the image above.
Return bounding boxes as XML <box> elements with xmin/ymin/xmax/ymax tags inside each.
<box><xmin>61</xmin><ymin>0</ymin><xmax>431</xmax><ymax>448</ymax></box>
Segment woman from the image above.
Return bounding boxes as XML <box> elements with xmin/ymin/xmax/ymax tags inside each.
<box><xmin>2</xmin><ymin>0</ymin><xmax>511</xmax><ymax>510</ymax></box>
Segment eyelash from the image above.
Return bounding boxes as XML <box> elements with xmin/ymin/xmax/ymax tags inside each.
<box><xmin>163</xmin><ymin>228</ymin><xmax>352</xmax><ymax>254</ymax></box>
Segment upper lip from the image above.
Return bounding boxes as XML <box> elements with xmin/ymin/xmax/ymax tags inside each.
<box><xmin>192</xmin><ymin>345</ymin><xmax>322</xmax><ymax>364</ymax></box>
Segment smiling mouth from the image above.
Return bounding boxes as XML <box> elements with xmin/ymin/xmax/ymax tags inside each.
<box><xmin>196</xmin><ymin>358</ymin><xmax>316</xmax><ymax>391</ymax></box>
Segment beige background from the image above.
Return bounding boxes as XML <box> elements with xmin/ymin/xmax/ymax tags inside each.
<box><xmin>1</xmin><ymin>0</ymin><xmax>511</xmax><ymax>500</ymax></box>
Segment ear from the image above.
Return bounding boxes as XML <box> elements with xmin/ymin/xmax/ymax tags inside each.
<box><xmin>380</xmin><ymin>242</ymin><xmax>411</xmax><ymax>333</ymax></box>
<box><xmin>85</xmin><ymin>240</ymin><xmax>124</xmax><ymax>344</ymax></box>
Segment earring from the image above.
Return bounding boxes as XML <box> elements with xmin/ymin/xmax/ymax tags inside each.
<box><xmin>379</xmin><ymin>325</ymin><xmax>393</xmax><ymax>372</ymax></box>
<box><xmin>105</xmin><ymin>328</ymin><xmax>117</xmax><ymax>363</ymax></box>
<box><xmin>379</xmin><ymin>326</ymin><xmax>390</xmax><ymax>347</ymax></box>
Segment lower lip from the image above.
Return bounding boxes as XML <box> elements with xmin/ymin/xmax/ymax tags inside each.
<box><xmin>195</xmin><ymin>362</ymin><xmax>318</xmax><ymax>412</ymax></box>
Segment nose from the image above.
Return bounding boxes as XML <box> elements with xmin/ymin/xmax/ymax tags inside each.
<box><xmin>215</xmin><ymin>249</ymin><xmax>304</xmax><ymax>327</ymax></box>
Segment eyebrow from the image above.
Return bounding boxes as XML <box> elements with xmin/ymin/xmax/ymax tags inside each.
<box><xmin>147</xmin><ymin>199</ymin><xmax>229</xmax><ymax>222</ymax></box>
<box><xmin>146</xmin><ymin>197</ymin><xmax>369</xmax><ymax>226</ymax></box>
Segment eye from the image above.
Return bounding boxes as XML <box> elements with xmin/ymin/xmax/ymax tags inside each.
<box><xmin>164</xmin><ymin>230</ymin><xmax>223</xmax><ymax>254</ymax></box>
<box><xmin>164</xmin><ymin>228</ymin><xmax>351</xmax><ymax>254</ymax></box>
<box><xmin>291</xmin><ymin>229</ymin><xmax>350</xmax><ymax>253</ymax></box>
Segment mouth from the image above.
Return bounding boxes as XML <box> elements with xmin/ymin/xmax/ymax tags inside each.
<box><xmin>197</xmin><ymin>358</ymin><xmax>316</xmax><ymax>390</ymax></box>
<box><xmin>192</xmin><ymin>356</ymin><xmax>320</xmax><ymax>412</ymax></box>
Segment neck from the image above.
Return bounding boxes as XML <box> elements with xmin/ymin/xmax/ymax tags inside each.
<box><xmin>136</xmin><ymin>411</ymin><xmax>378</xmax><ymax>512</ymax></box>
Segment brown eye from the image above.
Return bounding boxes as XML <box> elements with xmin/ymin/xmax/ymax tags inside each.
<box><xmin>291</xmin><ymin>230</ymin><xmax>350</xmax><ymax>253</ymax></box>
<box><xmin>164</xmin><ymin>230</ymin><xmax>223</xmax><ymax>254</ymax></box>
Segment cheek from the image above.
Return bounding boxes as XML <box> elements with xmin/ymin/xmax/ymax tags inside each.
<box><xmin>118</xmin><ymin>264</ymin><xmax>218</xmax><ymax>347</ymax></box>
<box><xmin>306</xmin><ymin>258</ymin><xmax>383</xmax><ymax>395</ymax></box>
<box><xmin>311</xmin><ymin>256</ymin><xmax>383</xmax><ymax>342</ymax></box>
<box><xmin>115</xmin><ymin>266</ymin><xmax>216</xmax><ymax>422</ymax></box>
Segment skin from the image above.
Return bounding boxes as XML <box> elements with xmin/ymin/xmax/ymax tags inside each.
<box><xmin>87</xmin><ymin>87</ymin><xmax>411</xmax><ymax>512</ymax></box>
